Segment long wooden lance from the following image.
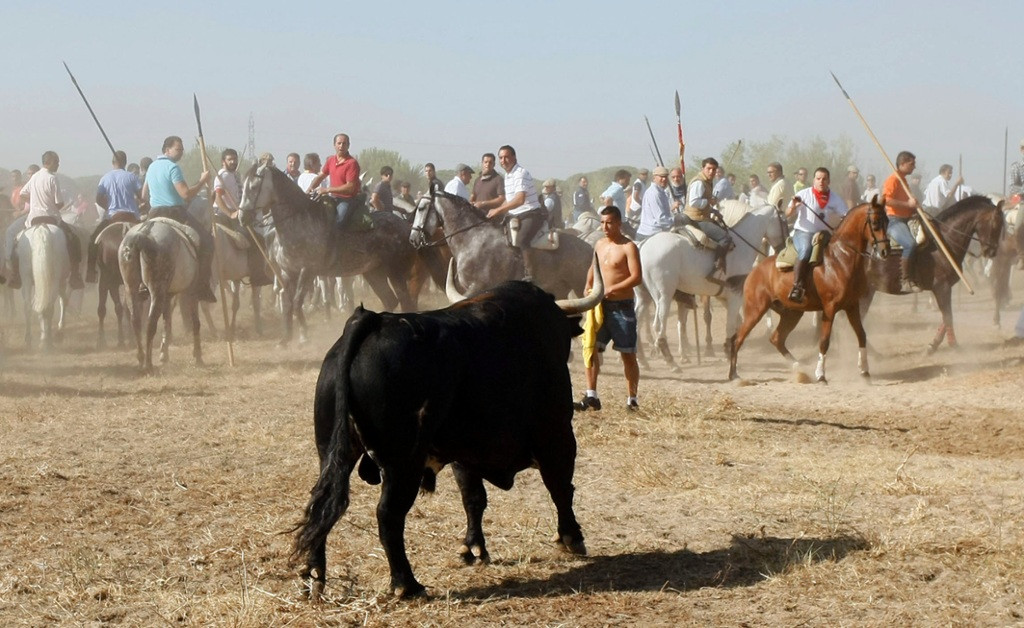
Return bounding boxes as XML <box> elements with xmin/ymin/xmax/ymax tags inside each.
<box><xmin>675</xmin><ymin>90</ymin><xmax>685</xmax><ymax>169</ymax></box>
<box><xmin>193</xmin><ymin>94</ymin><xmax>236</xmax><ymax>365</ymax></box>
<box><xmin>62</xmin><ymin>61</ymin><xmax>116</xmax><ymax>157</ymax></box>
<box><xmin>644</xmin><ymin>115</ymin><xmax>665</xmax><ymax>167</ymax></box>
<box><xmin>722</xmin><ymin>139</ymin><xmax>742</xmax><ymax>172</ymax></box>
<box><xmin>829</xmin><ymin>71</ymin><xmax>973</xmax><ymax>294</ymax></box>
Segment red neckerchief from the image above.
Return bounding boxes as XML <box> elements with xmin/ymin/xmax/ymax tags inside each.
<box><xmin>812</xmin><ymin>187</ymin><xmax>830</xmax><ymax>209</ymax></box>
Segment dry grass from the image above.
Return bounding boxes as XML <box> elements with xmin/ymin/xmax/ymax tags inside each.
<box><xmin>1</xmin><ymin>279</ymin><xmax>1024</xmax><ymax>625</ymax></box>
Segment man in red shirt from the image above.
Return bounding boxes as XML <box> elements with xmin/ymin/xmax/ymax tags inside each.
<box><xmin>305</xmin><ymin>133</ymin><xmax>361</xmax><ymax>228</ymax></box>
<box><xmin>882</xmin><ymin>150</ymin><xmax>921</xmax><ymax>292</ymax></box>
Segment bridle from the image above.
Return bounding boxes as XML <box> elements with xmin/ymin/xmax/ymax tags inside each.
<box><xmin>863</xmin><ymin>205</ymin><xmax>889</xmax><ymax>258</ymax></box>
<box><xmin>410</xmin><ymin>192</ymin><xmax>493</xmax><ymax>248</ymax></box>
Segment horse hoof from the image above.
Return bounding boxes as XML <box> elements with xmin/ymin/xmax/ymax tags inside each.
<box><xmin>556</xmin><ymin>534</ymin><xmax>587</xmax><ymax>556</ymax></box>
<box><xmin>817</xmin><ymin>376</ymin><xmax>828</xmax><ymax>385</ymax></box>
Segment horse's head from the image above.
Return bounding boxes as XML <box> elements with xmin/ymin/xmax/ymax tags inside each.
<box><xmin>238</xmin><ymin>160</ymin><xmax>275</xmax><ymax>226</ymax></box>
<box><xmin>978</xmin><ymin>199</ymin><xmax>1005</xmax><ymax>258</ymax></box>
<box><xmin>866</xmin><ymin>197</ymin><xmax>890</xmax><ymax>259</ymax></box>
<box><xmin>409</xmin><ymin>195</ymin><xmax>441</xmax><ymax>248</ymax></box>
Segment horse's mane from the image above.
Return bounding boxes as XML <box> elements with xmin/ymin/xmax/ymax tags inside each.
<box><xmin>433</xmin><ymin>189</ymin><xmax>490</xmax><ymax>221</ymax></box>
<box><xmin>934</xmin><ymin>195</ymin><xmax>995</xmax><ymax>222</ymax></box>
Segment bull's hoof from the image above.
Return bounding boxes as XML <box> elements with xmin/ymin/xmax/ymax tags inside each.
<box><xmin>459</xmin><ymin>543</ymin><xmax>490</xmax><ymax>566</ymax></box>
<box><xmin>555</xmin><ymin>533</ymin><xmax>587</xmax><ymax>556</ymax></box>
<box><xmin>306</xmin><ymin>578</ymin><xmax>325</xmax><ymax>603</ymax></box>
<box><xmin>393</xmin><ymin>580</ymin><xmax>426</xmax><ymax>599</ymax></box>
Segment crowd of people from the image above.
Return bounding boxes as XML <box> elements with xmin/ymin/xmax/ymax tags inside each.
<box><xmin>2</xmin><ymin>134</ymin><xmax>1023</xmax><ymax>406</ymax></box>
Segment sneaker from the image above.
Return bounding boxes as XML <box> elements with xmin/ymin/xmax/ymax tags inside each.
<box><xmin>626</xmin><ymin>399</ymin><xmax>639</xmax><ymax>411</ymax></box>
<box><xmin>573</xmin><ymin>395</ymin><xmax>602</xmax><ymax>412</ymax></box>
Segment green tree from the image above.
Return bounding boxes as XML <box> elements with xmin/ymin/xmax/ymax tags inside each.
<box><xmin>358</xmin><ymin>148</ymin><xmax>427</xmax><ymax>195</ymax></box>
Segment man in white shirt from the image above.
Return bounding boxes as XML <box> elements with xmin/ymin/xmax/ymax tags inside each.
<box><xmin>861</xmin><ymin>174</ymin><xmax>880</xmax><ymax>203</ymax></box>
<box><xmin>6</xmin><ymin>151</ymin><xmax>85</xmax><ymax>289</ymax></box>
<box><xmin>922</xmin><ymin>164</ymin><xmax>964</xmax><ymax>216</ymax></box>
<box><xmin>444</xmin><ymin>164</ymin><xmax>473</xmax><ymax>201</ymax></box>
<box><xmin>785</xmin><ymin>167</ymin><xmax>849</xmax><ymax>303</ymax></box>
<box><xmin>766</xmin><ymin>162</ymin><xmax>789</xmax><ymax>210</ymax></box>
<box><xmin>487</xmin><ymin>145</ymin><xmax>543</xmax><ymax>280</ymax></box>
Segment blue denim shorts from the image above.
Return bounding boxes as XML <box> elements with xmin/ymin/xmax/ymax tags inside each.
<box><xmin>597</xmin><ymin>299</ymin><xmax>637</xmax><ymax>353</ymax></box>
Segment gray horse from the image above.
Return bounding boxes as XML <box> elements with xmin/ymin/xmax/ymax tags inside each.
<box><xmin>409</xmin><ymin>189</ymin><xmax>593</xmax><ymax>298</ymax></box>
<box><xmin>239</xmin><ymin>162</ymin><xmax>431</xmax><ymax>345</ymax></box>
<box><xmin>118</xmin><ymin>219</ymin><xmax>202</xmax><ymax>372</ymax></box>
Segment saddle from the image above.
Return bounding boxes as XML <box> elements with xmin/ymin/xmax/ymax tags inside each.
<box><xmin>148</xmin><ymin>216</ymin><xmax>200</xmax><ymax>260</ymax></box>
<box><xmin>317</xmin><ymin>192</ymin><xmax>374</xmax><ymax>232</ymax></box>
<box><xmin>775</xmin><ymin>232</ymin><xmax>830</xmax><ymax>270</ymax></box>
<box><xmin>214</xmin><ymin>223</ymin><xmax>251</xmax><ymax>250</ymax></box>
<box><xmin>506</xmin><ymin>213</ymin><xmax>559</xmax><ymax>250</ymax></box>
<box><xmin>94</xmin><ymin>221</ymin><xmax>134</xmax><ymax>245</ymax></box>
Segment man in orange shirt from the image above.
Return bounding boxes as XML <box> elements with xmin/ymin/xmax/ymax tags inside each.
<box><xmin>883</xmin><ymin>150</ymin><xmax>921</xmax><ymax>292</ymax></box>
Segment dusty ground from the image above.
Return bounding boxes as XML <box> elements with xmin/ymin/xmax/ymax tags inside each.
<box><xmin>1</xmin><ymin>274</ymin><xmax>1023</xmax><ymax>626</ymax></box>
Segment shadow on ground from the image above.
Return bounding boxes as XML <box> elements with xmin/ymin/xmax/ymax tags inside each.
<box><xmin>455</xmin><ymin>533</ymin><xmax>868</xmax><ymax>599</ymax></box>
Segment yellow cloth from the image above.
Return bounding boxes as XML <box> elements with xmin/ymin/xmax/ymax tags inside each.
<box><xmin>581</xmin><ymin>298</ymin><xmax>604</xmax><ymax>368</ymax></box>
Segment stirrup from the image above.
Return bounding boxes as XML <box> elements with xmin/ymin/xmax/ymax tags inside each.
<box><xmin>788</xmin><ymin>285</ymin><xmax>805</xmax><ymax>303</ymax></box>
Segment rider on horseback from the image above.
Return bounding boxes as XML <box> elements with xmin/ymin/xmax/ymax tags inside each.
<box><xmin>883</xmin><ymin>151</ymin><xmax>922</xmax><ymax>293</ymax></box>
<box><xmin>681</xmin><ymin>157</ymin><xmax>733</xmax><ymax>284</ymax></box>
<box><xmin>487</xmin><ymin>145</ymin><xmax>546</xmax><ymax>282</ymax></box>
<box><xmin>4</xmin><ymin>151</ymin><xmax>85</xmax><ymax>290</ymax></box>
<box><xmin>786</xmin><ymin>167</ymin><xmax>849</xmax><ymax>303</ymax></box>
<box><xmin>305</xmin><ymin>133</ymin><xmax>362</xmax><ymax>230</ymax></box>
<box><xmin>144</xmin><ymin>136</ymin><xmax>215</xmax><ymax>302</ymax></box>
<box><xmin>86</xmin><ymin>150</ymin><xmax>142</xmax><ymax>283</ymax></box>
<box><xmin>213</xmin><ymin>148</ymin><xmax>271</xmax><ymax>287</ymax></box>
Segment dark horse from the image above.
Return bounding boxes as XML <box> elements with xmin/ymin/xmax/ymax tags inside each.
<box><xmin>862</xmin><ymin>196</ymin><xmax>1004</xmax><ymax>353</ymax></box>
<box><xmin>729</xmin><ymin>199</ymin><xmax>891</xmax><ymax>383</ymax></box>
<box><xmin>409</xmin><ymin>189</ymin><xmax>594</xmax><ymax>298</ymax></box>
<box><xmin>239</xmin><ymin>162</ymin><xmax>432</xmax><ymax>344</ymax></box>
<box><xmin>94</xmin><ymin>216</ymin><xmax>139</xmax><ymax>349</ymax></box>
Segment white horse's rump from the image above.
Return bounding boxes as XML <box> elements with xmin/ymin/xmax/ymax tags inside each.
<box><xmin>18</xmin><ymin>223</ymin><xmax>70</xmax><ymax>348</ymax></box>
<box><xmin>638</xmin><ymin>204</ymin><xmax>787</xmax><ymax>363</ymax></box>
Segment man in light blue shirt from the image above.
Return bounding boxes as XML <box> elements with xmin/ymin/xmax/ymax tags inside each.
<box><xmin>143</xmin><ymin>135</ymin><xmax>214</xmax><ymax>301</ymax></box>
<box><xmin>636</xmin><ymin>166</ymin><xmax>675</xmax><ymax>239</ymax></box>
<box><xmin>86</xmin><ymin>150</ymin><xmax>142</xmax><ymax>282</ymax></box>
<box><xmin>600</xmin><ymin>169</ymin><xmax>631</xmax><ymax>212</ymax></box>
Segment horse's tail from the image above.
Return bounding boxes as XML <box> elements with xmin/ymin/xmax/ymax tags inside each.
<box><xmin>29</xmin><ymin>226</ymin><xmax>60</xmax><ymax>314</ymax></box>
<box><xmin>119</xmin><ymin>225</ymin><xmax>158</xmax><ymax>294</ymax></box>
<box><xmin>291</xmin><ymin>306</ymin><xmax>381</xmax><ymax>568</ymax></box>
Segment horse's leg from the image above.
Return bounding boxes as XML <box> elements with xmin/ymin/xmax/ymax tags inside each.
<box><xmin>229</xmin><ymin>281</ymin><xmax>239</xmax><ymax>342</ymax></box>
<box><xmin>677</xmin><ymin>299</ymin><xmax>689</xmax><ymax>357</ymax></box>
<box><xmin>390</xmin><ymin>263</ymin><xmax>417</xmax><ymax>313</ymax></box>
<box><xmin>144</xmin><ymin>293</ymin><xmax>163</xmax><ymax>373</ymax></box>
<box><xmin>702</xmin><ymin>296</ymin><xmax>714</xmax><ymax>357</ymax></box>
<box><xmin>363</xmin><ymin>267</ymin><xmax>399</xmax><ymax>312</ymax></box>
<box><xmin>189</xmin><ymin>296</ymin><xmax>203</xmax><ymax>366</ymax></box>
<box><xmin>22</xmin><ymin>286</ymin><xmax>32</xmax><ymax>348</ymax></box>
<box><xmin>279</xmin><ymin>270</ymin><xmax>296</xmax><ymax>346</ymax></box>
<box><xmin>113</xmin><ymin>284</ymin><xmax>126</xmax><ymax>348</ymax></box>
<box><xmin>294</xmin><ymin>269</ymin><xmax>313</xmax><ymax>344</ymax></box>
<box><xmin>770</xmin><ymin>309</ymin><xmax>805</xmax><ymax>368</ymax></box>
<box><xmin>813</xmin><ymin>309</ymin><xmax>837</xmax><ymax>384</ymax></box>
<box><xmin>651</xmin><ymin>287</ymin><xmax>678</xmax><ymax>370</ymax></box>
<box><xmin>131</xmin><ymin>291</ymin><xmax>145</xmax><ymax>369</ymax></box>
<box><xmin>97</xmin><ymin>284</ymin><xmax>107</xmax><ymax>350</ymax></box>
<box><xmin>159</xmin><ymin>293</ymin><xmax>173</xmax><ymax>365</ymax></box>
<box><xmin>845</xmin><ymin>306</ymin><xmax>871</xmax><ymax>379</ymax></box>
<box><xmin>928</xmin><ymin>285</ymin><xmax>956</xmax><ymax>352</ymax></box>
<box><xmin>252</xmin><ymin>285</ymin><xmax>263</xmax><ymax>337</ymax></box>
<box><xmin>728</xmin><ymin>291</ymin><xmax>772</xmax><ymax>381</ymax></box>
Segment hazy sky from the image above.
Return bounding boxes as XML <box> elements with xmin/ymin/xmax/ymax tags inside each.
<box><xmin>3</xmin><ymin>1</ymin><xmax>1021</xmax><ymax>192</ymax></box>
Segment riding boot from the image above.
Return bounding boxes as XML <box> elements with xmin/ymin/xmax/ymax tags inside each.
<box><xmin>521</xmin><ymin>249</ymin><xmax>536</xmax><ymax>284</ymax></box>
<box><xmin>7</xmin><ymin>250</ymin><xmax>20</xmax><ymax>289</ymax></box>
<box><xmin>704</xmin><ymin>248</ymin><xmax>727</xmax><ymax>286</ymax></box>
<box><xmin>899</xmin><ymin>258</ymin><xmax>920</xmax><ymax>293</ymax></box>
<box><xmin>789</xmin><ymin>259</ymin><xmax>806</xmax><ymax>303</ymax></box>
<box><xmin>194</xmin><ymin>246</ymin><xmax>217</xmax><ymax>303</ymax></box>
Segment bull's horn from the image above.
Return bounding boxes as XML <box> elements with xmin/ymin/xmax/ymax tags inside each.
<box><xmin>445</xmin><ymin>258</ymin><xmax>466</xmax><ymax>303</ymax></box>
<box><xmin>556</xmin><ymin>253</ymin><xmax>604</xmax><ymax>313</ymax></box>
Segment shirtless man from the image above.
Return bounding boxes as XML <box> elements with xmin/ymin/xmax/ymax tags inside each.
<box><xmin>575</xmin><ymin>205</ymin><xmax>643</xmax><ymax>412</ymax></box>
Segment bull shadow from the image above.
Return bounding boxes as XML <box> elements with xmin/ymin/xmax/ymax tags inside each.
<box><xmin>455</xmin><ymin>533</ymin><xmax>867</xmax><ymax>600</ymax></box>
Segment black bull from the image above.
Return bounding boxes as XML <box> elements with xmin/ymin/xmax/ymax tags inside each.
<box><xmin>292</xmin><ymin>268</ymin><xmax>604</xmax><ymax>600</ymax></box>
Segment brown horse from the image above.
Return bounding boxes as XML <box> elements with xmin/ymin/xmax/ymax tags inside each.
<box><xmin>728</xmin><ymin>199</ymin><xmax>890</xmax><ymax>382</ymax></box>
<box><xmin>988</xmin><ymin>202</ymin><xmax>1021</xmax><ymax>327</ymax></box>
<box><xmin>862</xmin><ymin>196</ymin><xmax>1004</xmax><ymax>352</ymax></box>
<box><xmin>93</xmin><ymin>216</ymin><xmax>139</xmax><ymax>349</ymax></box>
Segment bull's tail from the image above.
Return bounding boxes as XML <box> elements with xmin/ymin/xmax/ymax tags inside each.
<box><xmin>292</xmin><ymin>307</ymin><xmax>380</xmax><ymax>570</ymax></box>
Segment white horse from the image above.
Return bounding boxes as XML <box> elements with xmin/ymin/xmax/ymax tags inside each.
<box><xmin>637</xmin><ymin>202</ymin><xmax>788</xmax><ymax>367</ymax></box>
<box><xmin>17</xmin><ymin>223</ymin><xmax>70</xmax><ymax>349</ymax></box>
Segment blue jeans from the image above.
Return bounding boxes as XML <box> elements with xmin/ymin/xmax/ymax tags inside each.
<box><xmin>887</xmin><ymin>217</ymin><xmax>916</xmax><ymax>259</ymax></box>
<box><xmin>793</xmin><ymin>230</ymin><xmax>815</xmax><ymax>261</ymax></box>
<box><xmin>596</xmin><ymin>299</ymin><xmax>637</xmax><ymax>353</ymax></box>
<box><xmin>334</xmin><ymin>199</ymin><xmax>351</xmax><ymax>226</ymax></box>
